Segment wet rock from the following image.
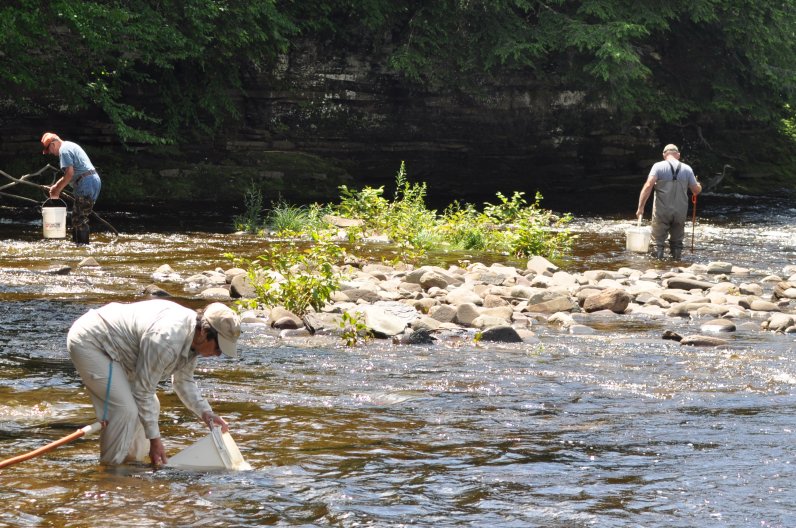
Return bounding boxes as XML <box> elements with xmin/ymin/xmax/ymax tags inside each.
<box><xmin>662</xmin><ymin>330</ymin><xmax>682</xmax><ymax>341</ymax></box>
<box><xmin>700</xmin><ymin>319</ymin><xmax>736</xmax><ymax>333</ymax></box>
<box><xmin>665</xmin><ymin>277</ymin><xmax>714</xmax><ymax>290</ymax></box>
<box><xmin>773</xmin><ymin>281</ymin><xmax>796</xmax><ymax>299</ymax></box>
<box><xmin>429</xmin><ymin>304</ymin><xmax>457</xmax><ymax>323</ymax></box>
<box><xmin>479</xmin><ymin>325</ymin><xmax>523</xmax><ymax>343</ymax></box>
<box><xmin>582</xmin><ymin>288</ymin><xmax>630</xmax><ymax>314</ymax></box>
<box><xmin>482</xmin><ymin>294</ymin><xmax>510</xmax><ymax>308</ymax></box>
<box><xmin>680</xmin><ymin>334</ymin><xmax>729</xmax><ymax>347</ymax></box>
<box><xmin>738</xmin><ymin>283</ymin><xmax>763</xmax><ymax>296</ymax></box>
<box><xmin>200</xmin><ymin>287</ymin><xmax>231</xmax><ymax>300</ymax></box>
<box><xmin>526</xmin><ymin>255</ymin><xmax>558</xmax><ymax>276</ymax></box>
<box><xmin>454</xmin><ymin>303</ymin><xmax>481</xmax><ymax>326</ymax></box>
<box><xmin>762</xmin><ymin>313</ymin><xmax>795</xmax><ymax>332</ymax></box>
<box><xmin>419</xmin><ymin>271</ymin><xmax>450</xmax><ymax>290</ymax></box>
<box><xmin>341</xmin><ymin>288</ymin><xmax>382</xmax><ymax>303</ymax></box>
<box><xmin>362</xmin><ymin>305</ymin><xmax>408</xmax><ymax>337</ymax></box>
<box><xmin>152</xmin><ymin>264</ymin><xmax>180</xmax><ymax>282</ymax></box>
<box><xmin>143</xmin><ymin>284</ymin><xmax>171</xmax><ymax>297</ymax></box>
<box><xmin>446</xmin><ymin>287</ymin><xmax>483</xmax><ymax>306</ymax></box>
<box><xmin>706</xmin><ymin>261</ymin><xmax>733</xmax><ymax>274</ymax></box>
<box><xmin>273</xmin><ymin>316</ymin><xmax>301</xmax><ymax>330</ymax></box>
<box><xmin>401</xmin><ymin>329</ymin><xmax>436</xmax><ymax>345</ymax></box>
<box><xmin>525</xmin><ymin>296</ymin><xmax>576</xmax><ymax>314</ymax></box>
<box><xmin>749</xmin><ymin>299</ymin><xmax>780</xmax><ymax>312</ymax></box>
<box><xmin>77</xmin><ymin>257</ymin><xmax>100</xmax><ymax>268</ymax></box>
<box><xmin>472</xmin><ymin>314</ymin><xmax>511</xmax><ymax>329</ymax></box>
<box><xmin>302</xmin><ymin>312</ymin><xmax>342</xmax><ymax>333</ymax></box>
<box><xmin>410</xmin><ymin>315</ymin><xmax>442</xmax><ymax>331</ymax></box>
<box><xmin>224</xmin><ymin>267</ymin><xmax>247</xmax><ymax>283</ymax></box>
<box><xmin>229</xmin><ymin>273</ymin><xmax>256</xmax><ymax>299</ymax></box>
<box><xmin>45</xmin><ymin>265</ymin><xmax>71</xmax><ymax>275</ymax></box>
<box><xmin>269</xmin><ymin>307</ymin><xmax>303</xmax><ymax>328</ymax></box>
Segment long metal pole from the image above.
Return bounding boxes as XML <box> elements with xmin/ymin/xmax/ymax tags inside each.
<box><xmin>691</xmin><ymin>194</ymin><xmax>697</xmax><ymax>253</ymax></box>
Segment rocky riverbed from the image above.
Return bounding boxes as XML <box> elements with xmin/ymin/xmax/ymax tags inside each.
<box><xmin>69</xmin><ymin>253</ymin><xmax>796</xmax><ymax>350</ymax></box>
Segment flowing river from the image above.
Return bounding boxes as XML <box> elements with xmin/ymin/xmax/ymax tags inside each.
<box><xmin>0</xmin><ymin>192</ymin><xmax>794</xmax><ymax>527</ymax></box>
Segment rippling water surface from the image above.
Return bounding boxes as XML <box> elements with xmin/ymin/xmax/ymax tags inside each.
<box><xmin>0</xmin><ymin>193</ymin><xmax>794</xmax><ymax>527</ymax></box>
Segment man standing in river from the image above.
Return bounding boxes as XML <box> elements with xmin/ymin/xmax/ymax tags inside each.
<box><xmin>67</xmin><ymin>300</ymin><xmax>241</xmax><ymax>466</ymax></box>
<box><xmin>636</xmin><ymin>143</ymin><xmax>701</xmax><ymax>260</ymax></box>
<box><xmin>41</xmin><ymin>132</ymin><xmax>101</xmax><ymax>245</ymax></box>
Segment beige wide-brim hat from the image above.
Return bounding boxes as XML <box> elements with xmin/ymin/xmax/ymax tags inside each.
<box><xmin>203</xmin><ymin>303</ymin><xmax>241</xmax><ymax>358</ymax></box>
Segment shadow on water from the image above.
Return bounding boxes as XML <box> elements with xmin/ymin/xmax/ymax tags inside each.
<box><xmin>0</xmin><ymin>192</ymin><xmax>794</xmax><ymax>527</ymax></box>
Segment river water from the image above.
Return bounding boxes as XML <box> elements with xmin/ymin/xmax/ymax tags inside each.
<box><xmin>0</xmin><ymin>192</ymin><xmax>794</xmax><ymax>527</ymax></box>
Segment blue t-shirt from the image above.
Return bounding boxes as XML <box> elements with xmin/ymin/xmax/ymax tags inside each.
<box><xmin>59</xmin><ymin>141</ymin><xmax>101</xmax><ymax>200</ymax></box>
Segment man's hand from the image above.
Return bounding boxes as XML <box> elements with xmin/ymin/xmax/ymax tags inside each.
<box><xmin>46</xmin><ymin>185</ymin><xmax>60</xmax><ymax>200</ymax></box>
<box><xmin>149</xmin><ymin>437</ymin><xmax>168</xmax><ymax>466</ymax></box>
<box><xmin>202</xmin><ymin>410</ymin><xmax>229</xmax><ymax>433</ymax></box>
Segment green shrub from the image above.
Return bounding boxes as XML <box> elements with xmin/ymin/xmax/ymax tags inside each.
<box><xmin>227</xmin><ymin>232</ymin><xmax>344</xmax><ymax>315</ymax></box>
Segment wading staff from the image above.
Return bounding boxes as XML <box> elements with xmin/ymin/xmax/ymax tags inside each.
<box><xmin>0</xmin><ymin>422</ymin><xmax>102</xmax><ymax>470</ymax></box>
<box><xmin>0</xmin><ymin>168</ymin><xmax>120</xmax><ymax>235</ymax></box>
<box><xmin>691</xmin><ymin>193</ymin><xmax>697</xmax><ymax>253</ymax></box>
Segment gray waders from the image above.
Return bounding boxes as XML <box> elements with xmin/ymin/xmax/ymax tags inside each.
<box><xmin>651</xmin><ymin>162</ymin><xmax>690</xmax><ymax>259</ymax></box>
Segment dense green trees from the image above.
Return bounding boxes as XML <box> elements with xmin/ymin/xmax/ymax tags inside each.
<box><xmin>2</xmin><ymin>1</ymin><xmax>795</xmax><ymax>144</ymax></box>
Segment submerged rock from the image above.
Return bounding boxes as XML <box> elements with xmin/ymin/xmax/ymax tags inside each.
<box><xmin>680</xmin><ymin>334</ymin><xmax>729</xmax><ymax>347</ymax></box>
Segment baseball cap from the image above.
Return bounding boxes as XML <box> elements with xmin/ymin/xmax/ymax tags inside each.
<box><xmin>203</xmin><ymin>303</ymin><xmax>241</xmax><ymax>358</ymax></box>
<box><xmin>662</xmin><ymin>144</ymin><xmax>679</xmax><ymax>154</ymax></box>
<box><xmin>41</xmin><ymin>132</ymin><xmax>61</xmax><ymax>154</ymax></box>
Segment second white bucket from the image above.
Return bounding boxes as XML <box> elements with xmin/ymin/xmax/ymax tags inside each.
<box><xmin>42</xmin><ymin>199</ymin><xmax>68</xmax><ymax>239</ymax></box>
<box><xmin>626</xmin><ymin>217</ymin><xmax>651</xmax><ymax>253</ymax></box>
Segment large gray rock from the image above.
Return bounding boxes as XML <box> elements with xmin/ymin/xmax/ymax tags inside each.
<box><xmin>665</xmin><ymin>277</ymin><xmax>714</xmax><ymax>290</ymax></box>
<box><xmin>199</xmin><ymin>287</ymin><xmax>231</xmax><ymax>300</ymax></box>
<box><xmin>269</xmin><ymin>307</ymin><xmax>303</xmax><ymax>328</ymax></box>
<box><xmin>419</xmin><ymin>271</ymin><xmax>450</xmax><ymax>290</ymax></box>
<box><xmin>446</xmin><ymin>287</ymin><xmax>483</xmax><ymax>306</ymax></box>
<box><xmin>526</xmin><ymin>256</ymin><xmax>558</xmax><ymax>276</ymax></box>
<box><xmin>454</xmin><ymin>303</ymin><xmax>482</xmax><ymax>326</ymax></box>
<box><xmin>764</xmin><ymin>313</ymin><xmax>795</xmax><ymax>332</ymax></box>
<box><xmin>680</xmin><ymin>334</ymin><xmax>729</xmax><ymax>347</ymax></box>
<box><xmin>700</xmin><ymin>319</ymin><xmax>736</xmax><ymax>333</ymax></box>
<box><xmin>362</xmin><ymin>305</ymin><xmax>408</xmax><ymax>337</ymax></box>
<box><xmin>749</xmin><ymin>299</ymin><xmax>780</xmax><ymax>312</ymax></box>
<box><xmin>525</xmin><ymin>296</ymin><xmax>576</xmax><ymax>314</ymax></box>
<box><xmin>340</xmin><ymin>288</ymin><xmax>382</xmax><ymax>303</ymax></box>
<box><xmin>582</xmin><ymin>288</ymin><xmax>630</xmax><ymax>314</ymax></box>
<box><xmin>429</xmin><ymin>304</ymin><xmax>457</xmax><ymax>323</ymax></box>
<box><xmin>230</xmin><ymin>273</ymin><xmax>257</xmax><ymax>298</ymax></box>
<box><xmin>773</xmin><ymin>281</ymin><xmax>796</xmax><ymax>299</ymax></box>
<box><xmin>479</xmin><ymin>325</ymin><xmax>523</xmax><ymax>343</ymax></box>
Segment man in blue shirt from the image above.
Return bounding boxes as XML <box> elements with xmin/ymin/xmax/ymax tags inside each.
<box><xmin>41</xmin><ymin>132</ymin><xmax>102</xmax><ymax>244</ymax></box>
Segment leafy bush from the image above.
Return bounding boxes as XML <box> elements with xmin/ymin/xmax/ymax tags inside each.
<box><xmin>228</xmin><ymin>232</ymin><xmax>344</xmax><ymax>315</ymax></box>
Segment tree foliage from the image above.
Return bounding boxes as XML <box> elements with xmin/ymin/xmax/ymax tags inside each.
<box><xmin>2</xmin><ymin>0</ymin><xmax>794</xmax><ymax>143</ymax></box>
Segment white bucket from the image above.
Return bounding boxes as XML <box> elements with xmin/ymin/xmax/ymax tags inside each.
<box><xmin>42</xmin><ymin>199</ymin><xmax>67</xmax><ymax>239</ymax></box>
<box><xmin>626</xmin><ymin>217</ymin><xmax>651</xmax><ymax>253</ymax></box>
<box><xmin>167</xmin><ymin>427</ymin><xmax>251</xmax><ymax>471</ymax></box>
